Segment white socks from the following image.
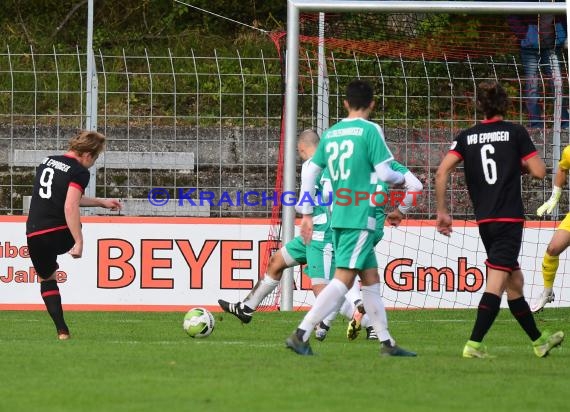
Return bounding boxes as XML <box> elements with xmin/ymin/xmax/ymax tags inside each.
<box><xmin>243</xmin><ymin>275</ymin><xmax>280</xmax><ymax>310</ymax></box>
<box><xmin>322</xmin><ymin>301</ymin><xmax>342</xmax><ymax>327</ymax></box>
<box><xmin>361</xmin><ymin>283</ymin><xmax>393</xmax><ymax>343</ymax></box>
<box><xmin>345</xmin><ymin>280</ymin><xmax>362</xmax><ymax>304</ymax></box>
<box><xmin>298</xmin><ymin>278</ymin><xmax>348</xmax><ymax>341</ymax></box>
<box><xmin>338</xmin><ymin>298</ymin><xmax>354</xmax><ymax>319</ymax></box>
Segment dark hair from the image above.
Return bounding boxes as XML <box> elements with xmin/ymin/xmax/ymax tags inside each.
<box><xmin>476</xmin><ymin>81</ymin><xmax>509</xmax><ymax>118</ymax></box>
<box><xmin>345</xmin><ymin>79</ymin><xmax>374</xmax><ymax>110</ymax></box>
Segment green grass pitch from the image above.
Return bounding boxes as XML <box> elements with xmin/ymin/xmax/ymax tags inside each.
<box><xmin>0</xmin><ymin>308</ymin><xmax>567</xmax><ymax>412</ymax></box>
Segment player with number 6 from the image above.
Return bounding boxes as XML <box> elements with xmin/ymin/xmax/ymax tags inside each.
<box><xmin>435</xmin><ymin>80</ymin><xmax>563</xmax><ymax>358</ymax></box>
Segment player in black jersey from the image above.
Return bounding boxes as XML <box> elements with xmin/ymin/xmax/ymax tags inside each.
<box><xmin>435</xmin><ymin>81</ymin><xmax>564</xmax><ymax>358</ymax></box>
<box><xmin>26</xmin><ymin>130</ymin><xmax>122</xmax><ymax>340</ymax></box>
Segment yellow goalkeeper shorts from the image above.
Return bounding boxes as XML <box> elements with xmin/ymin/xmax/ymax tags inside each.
<box><xmin>558</xmin><ymin>212</ymin><xmax>570</xmax><ymax>233</ymax></box>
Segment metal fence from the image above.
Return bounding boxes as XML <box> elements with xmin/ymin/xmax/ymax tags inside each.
<box><xmin>0</xmin><ymin>45</ymin><xmax>567</xmax><ymax>218</ymax></box>
<box><xmin>0</xmin><ymin>47</ymin><xmax>284</xmax><ymax>217</ymax></box>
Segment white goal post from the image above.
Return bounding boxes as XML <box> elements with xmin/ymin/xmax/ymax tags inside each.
<box><xmin>280</xmin><ymin>1</ymin><xmax>570</xmax><ymax>311</ymax></box>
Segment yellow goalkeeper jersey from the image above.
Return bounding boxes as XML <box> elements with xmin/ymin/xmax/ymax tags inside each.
<box><xmin>559</xmin><ymin>145</ymin><xmax>570</xmax><ymax>170</ymax></box>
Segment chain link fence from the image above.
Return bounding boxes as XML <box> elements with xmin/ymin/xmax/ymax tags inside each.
<box><xmin>0</xmin><ymin>44</ymin><xmax>567</xmax><ymax>218</ymax></box>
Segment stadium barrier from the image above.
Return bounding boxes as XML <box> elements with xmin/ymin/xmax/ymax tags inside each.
<box><xmin>0</xmin><ymin>216</ymin><xmax>566</xmax><ymax>311</ymax></box>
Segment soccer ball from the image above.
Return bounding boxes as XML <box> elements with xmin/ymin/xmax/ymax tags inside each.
<box><xmin>183</xmin><ymin>307</ymin><xmax>215</xmax><ymax>338</ymax></box>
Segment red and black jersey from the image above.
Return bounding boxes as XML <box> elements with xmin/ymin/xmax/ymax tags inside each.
<box><xmin>448</xmin><ymin>119</ymin><xmax>537</xmax><ymax>223</ymax></box>
<box><xmin>26</xmin><ymin>154</ymin><xmax>89</xmax><ymax>236</ymax></box>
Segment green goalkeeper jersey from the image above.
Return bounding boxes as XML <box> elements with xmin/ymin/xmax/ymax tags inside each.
<box><xmin>312</xmin><ymin>117</ymin><xmax>394</xmax><ymax>230</ymax></box>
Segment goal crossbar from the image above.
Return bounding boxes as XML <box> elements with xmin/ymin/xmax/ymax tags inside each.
<box><xmin>288</xmin><ymin>0</ymin><xmax>567</xmax><ymax>14</ymax></box>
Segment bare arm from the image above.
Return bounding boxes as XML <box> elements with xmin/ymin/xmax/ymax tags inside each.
<box><xmin>554</xmin><ymin>166</ymin><xmax>568</xmax><ymax>187</ymax></box>
<box><xmin>435</xmin><ymin>153</ymin><xmax>461</xmax><ymax>236</ymax></box>
<box><xmin>525</xmin><ymin>154</ymin><xmax>547</xmax><ymax>179</ymax></box>
<box><xmin>64</xmin><ymin>186</ymin><xmax>84</xmax><ymax>258</ymax></box>
<box><xmin>80</xmin><ymin>196</ymin><xmax>122</xmax><ymax>210</ymax></box>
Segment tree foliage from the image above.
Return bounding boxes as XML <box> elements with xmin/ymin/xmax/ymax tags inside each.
<box><xmin>0</xmin><ymin>0</ymin><xmax>285</xmax><ymax>53</ymax></box>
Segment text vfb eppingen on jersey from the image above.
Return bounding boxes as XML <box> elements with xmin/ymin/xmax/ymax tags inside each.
<box><xmin>147</xmin><ymin>188</ymin><xmax>421</xmax><ymax>208</ymax></box>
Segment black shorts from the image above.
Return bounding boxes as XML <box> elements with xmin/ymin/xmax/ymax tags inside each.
<box><xmin>478</xmin><ymin>221</ymin><xmax>523</xmax><ymax>273</ymax></box>
<box><xmin>27</xmin><ymin>228</ymin><xmax>75</xmax><ymax>279</ymax></box>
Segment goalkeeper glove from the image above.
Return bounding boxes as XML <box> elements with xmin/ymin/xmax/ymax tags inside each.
<box><xmin>537</xmin><ymin>186</ymin><xmax>562</xmax><ymax>216</ymax></box>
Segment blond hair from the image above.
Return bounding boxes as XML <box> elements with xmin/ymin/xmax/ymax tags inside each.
<box><xmin>68</xmin><ymin>130</ymin><xmax>106</xmax><ymax>156</ymax></box>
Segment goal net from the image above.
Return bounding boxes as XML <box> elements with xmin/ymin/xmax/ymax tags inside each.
<box><xmin>261</xmin><ymin>1</ymin><xmax>570</xmax><ymax>311</ymax></box>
